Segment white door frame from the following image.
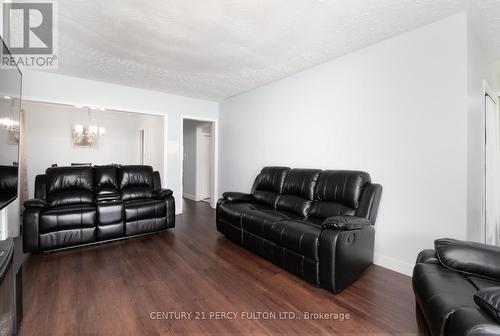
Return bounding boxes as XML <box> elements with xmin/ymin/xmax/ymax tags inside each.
<box><xmin>179</xmin><ymin>116</ymin><xmax>218</xmax><ymax>212</ymax></box>
<box><xmin>482</xmin><ymin>80</ymin><xmax>498</xmax><ymax>243</ymax></box>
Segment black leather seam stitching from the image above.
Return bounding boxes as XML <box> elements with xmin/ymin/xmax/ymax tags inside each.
<box><xmin>299</xmin><ymin>231</ymin><xmax>305</xmax><ymax>256</ymax></box>
<box><xmin>279</xmin><ymin>225</ymin><xmax>285</xmax><ymax>247</ymax></box>
<box><xmin>323</xmin><ymin>173</ymin><xmax>330</xmax><ymax>201</ymax></box>
<box><xmin>301</xmin><ymin>255</ymin><xmax>304</xmax><ymax>278</ymax></box>
<box><xmin>343</xmin><ymin>175</ymin><xmax>349</xmax><ymax>207</ymax></box>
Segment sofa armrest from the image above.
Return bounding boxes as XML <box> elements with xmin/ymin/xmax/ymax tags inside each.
<box><xmin>474</xmin><ymin>287</ymin><xmax>500</xmax><ymax>324</ymax></box>
<box><xmin>435</xmin><ymin>238</ymin><xmax>500</xmax><ymax>280</ymax></box>
<box><xmin>320</xmin><ymin>225</ymin><xmax>375</xmax><ymax>293</ymax></box>
<box><xmin>23</xmin><ymin>207</ymin><xmax>42</xmax><ymax>253</ymax></box>
<box><xmin>416</xmin><ymin>249</ymin><xmax>439</xmax><ymax>264</ymax></box>
<box><xmin>322</xmin><ymin>216</ymin><xmax>372</xmax><ymax>230</ymax></box>
<box><xmin>445</xmin><ymin>306</ymin><xmax>500</xmax><ymax>336</ymax></box>
<box><xmin>222</xmin><ymin>192</ymin><xmax>255</xmax><ymax>203</ymax></box>
<box><xmin>95</xmin><ymin>192</ymin><xmax>121</xmax><ymax>203</ymax></box>
<box><xmin>153</xmin><ymin>189</ymin><xmax>173</xmax><ymax>200</ymax></box>
<box><xmin>24</xmin><ymin>198</ymin><xmax>49</xmax><ymax>209</ymax></box>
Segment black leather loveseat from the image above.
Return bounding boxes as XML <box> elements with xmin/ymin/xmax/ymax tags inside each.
<box><xmin>217</xmin><ymin>166</ymin><xmax>382</xmax><ymax>293</ymax></box>
<box><xmin>413</xmin><ymin>239</ymin><xmax>500</xmax><ymax>336</ymax></box>
<box><xmin>23</xmin><ymin>165</ymin><xmax>175</xmax><ymax>253</ymax></box>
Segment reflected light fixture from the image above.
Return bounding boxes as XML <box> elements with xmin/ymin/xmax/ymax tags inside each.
<box><xmin>72</xmin><ymin>107</ymin><xmax>106</xmax><ymax>141</ymax></box>
<box><xmin>1</xmin><ymin>97</ymin><xmax>19</xmax><ymax>136</ymax></box>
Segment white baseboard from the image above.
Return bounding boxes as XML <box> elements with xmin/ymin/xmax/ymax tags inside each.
<box><xmin>183</xmin><ymin>192</ymin><xmax>198</xmax><ymax>201</ymax></box>
<box><xmin>374</xmin><ymin>253</ymin><xmax>413</xmax><ymax>276</ymax></box>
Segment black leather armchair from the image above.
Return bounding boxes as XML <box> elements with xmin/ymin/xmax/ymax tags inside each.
<box><xmin>23</xmin><ymin>165</ymin><xmax>175</xmax><ymax>253</ymax></box>
<box><xmin>216</xmin><ymin>166</ymin><xmax>382</xmax><ymax>293</ymax></box>
<box><xmin>413</xmin><ymin>238</ymin><xmax>500</xmax><ymax>335</ymax></box>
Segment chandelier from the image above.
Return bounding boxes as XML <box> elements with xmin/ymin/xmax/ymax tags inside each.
<box><xmin>0</xmin><ymin>117</ymin><xmax>19</xmax><ymax>132</ymax></box>
<box><xmin>72</xmin><ymin>107</ymin><xmax>106</xmax><ymax>143</ymax></box>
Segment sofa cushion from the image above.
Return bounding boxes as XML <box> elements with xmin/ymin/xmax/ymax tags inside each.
<box><xmin>124</xmin><ymin>199</ymin><xmax>166</xmax><ymax>222</ymax></box>
<box><xmin>276</xmin><ymin>169</ymin><xmax>321</xmax><ymax>217</ymax></box>
<box><xmin>466</xmin><ymin>276</ymin><xmax>500</xmax><ymax>290</ymax></box>
<box><xmin>310</xmin><ymin>171</ymin><xmax>370</xmax><ymax>219</ymax></box>
<box><xmin>45</xmin><ymin>167</ymin><xmax>94</xmax><ymax>207</ymax></box>
<box><xmin>241</xmin><ymin>209</ymin><xmax>299</xmax><ymax>238</ymax></box>
<box><xmin>309</xmin><ymin>202</ymin><xmax>356</xmax><ymax>219</ymax></box>
<box><xmin>251</xmin><ymin>167</ymin><xmax>290</xmax><ymax>207</ymax></box>
<box><xmin>119</xmin><ymin>165</ymin><xmax>154</xmax><ymax>201</ymax></box>
<box><xmin>269</xmin><ymin>219</ymin><xmax>322</xmax><ymax>260</ymax></box>
<box><xmin>413</xmin><ymin>262</ymin><xmax>478</xmax><ymax>336</ymax></box>
<box><xmin>40</xmin><ymin>204</ymin><xmax>97</xmax><ymax>233</ymax></box>
<box><xmin>218</xmin><ymin>202</ymin><xmax>269</xmax><ymax>227</ymax></box>
<box><xmin>94</xmin><ymin>165</ymin><xmax>118</xmax><ymax>192</ymax></box>
<box><xmin>445</xmin><ymin>306</ymin><xmax>500</xmax><ymax>336</ymax></box>
<box><xmin>39</xmin><ymin>227</ymin><xmax>96</xmax><ymax>251</ymax></box>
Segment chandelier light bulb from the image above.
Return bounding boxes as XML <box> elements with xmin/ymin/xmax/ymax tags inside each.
<box><xmin>88</xmin><ymin>125</ymin><xmax>98</xmax><ymax>136</ymax></box>
<box><xmin>98</xmin><ymin>127</ymin><xmax>106</xmax><ymax>136</ymax></box>
<box><xmin>74</xmin><ymin>124</ymin><xmax>84</xmax><ymax>134</ymax></box>
<box><xmin>0</xmin><ymin>118</ymin><xmax>19</xmax><ymax>129</ymax></box>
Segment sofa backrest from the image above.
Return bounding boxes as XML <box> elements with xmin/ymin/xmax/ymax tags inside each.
<box><xmin>0</xmin><ymin>165</ymin><xmax>18</xmax><ymax>199</ymax></box>
<box><xmin>276</xmin><ymin>168</ymin><xmax>321</xmax><ymax>217</ymax></box>
<box><xmin>251</xmin><ymin>166</ymin><xmax>290</xmax><ymax>207</ymax></box>
<box><xmin>45</xmin><ymin>166</ymin><xmax>94</xmax><ymax>207</ymax></box>
<box><xmin>309</xmin><ymin>170</ymin><xmax>371</xmax><ymax>220</ymax></box>
<box><xmin>94</xmin><ymin>165</ymin><xmax>119</xmax><ymax>197</ymax></box>
<box><xmin>118</xmin><ymin>165</ymin><xmax>154</xmax><ymax>201</ymax></box>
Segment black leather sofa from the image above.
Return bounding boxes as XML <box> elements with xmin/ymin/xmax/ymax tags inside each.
<box><xmin>216</xmin><ymin>166</ymin><xmax>382</xmax><ymax>293</ymax></box>
<box><xmin>23</xmin><ymin>165</ymin><xmax>175</xmax><ymax>253</ymax></box>
<box><xmin>414</xmin><ymin>239</ymin><xmax>500</xmax><ymax>335</ymax></box>
<box><xmin>0</xmin><ymin>165</ymin><xmax>17</xmax><ymax>204</ymax></box>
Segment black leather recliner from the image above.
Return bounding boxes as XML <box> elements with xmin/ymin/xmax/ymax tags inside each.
<box><xmin>23</xmin><ymin>165</ymin><xmax>175</xmax><ymax>253</ymax></box>
<box><xmin>0</xmin><ymin>165</ymin><xmax>17</xmax><ymax>204</ymax></box>
<box><xmin>216</xmin><ymin>166</ymin><xmax>382</xmax><ymax>293</ymax></box>
<box><xmin>414</xmin><ymin>239</ymin><xmax>500</xmax><ymax>335</ymax></box>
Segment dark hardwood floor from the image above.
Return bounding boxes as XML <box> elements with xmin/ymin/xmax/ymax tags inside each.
<box><xmin>20</xmin><ymin>200</ymin><xmax>419</xmax><ymax>335</ymax></box>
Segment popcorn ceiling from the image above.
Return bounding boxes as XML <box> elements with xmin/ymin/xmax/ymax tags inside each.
<box><xmin>48</xmin><ymin>0</ymin><xmax>498</xmax><ymax>101</ymax></box>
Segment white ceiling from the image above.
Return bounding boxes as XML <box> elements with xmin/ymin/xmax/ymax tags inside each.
<box><xmin>52</xmin><ymin>0</ymin><xmax>500</xmax><ymax>101</ymax></box>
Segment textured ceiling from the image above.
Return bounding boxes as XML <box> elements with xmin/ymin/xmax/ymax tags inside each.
<box><xmin>50</xmin><ymin>0</ymin><xmax>500</xmax><ymax>101</ymax></box>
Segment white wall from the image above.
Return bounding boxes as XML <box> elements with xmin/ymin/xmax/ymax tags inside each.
<box><xmin>140</xmin><ymin>116</ymin><xmax>165</xmax><ymax>175</ymax></box>
<box><xmin>23</xmin><ymin>100</ymin><xmax>164</xmax><ymax>198</ymax></box>
<box><xmin>466</xmin><ymin>18</ymin><xmax>499</xmax><ymax>243</ymax></box>
<box><xmin>21</xmin><ymin>71</ymin><xmax>219</xmax><ymax>214</ymax></box>
<box><xmin>219</xmin><ymin>13</ymin><xmax>469</xmax><ymax>275</ymax></box>
<box><xmin>183</xmin><ymin>120</ymin><xmax>199</xmax><ymax>198</ymax></box>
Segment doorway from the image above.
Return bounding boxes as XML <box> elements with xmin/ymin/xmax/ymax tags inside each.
<box><xmin>22</xmin><ymin>100</ymin><xmax>165</xmax><ymax>199</ymax></box>
<box><xmin>484</xmin><ymin>91</ymin><xmax>500</xmax><ymax>245</ymax></box>
<box><xmin>181</xmin><ymin>118</ymin><xmax>216</xmax><ymax>208</ymax></box>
